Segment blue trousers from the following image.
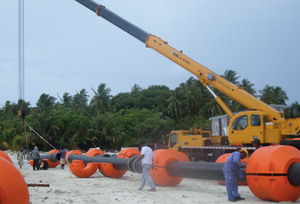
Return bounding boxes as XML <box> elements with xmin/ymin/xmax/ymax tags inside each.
<box><xmin>140</xmin><ymin>164</ymin><xmax>155</xmax><ymax>189</ymax></box>
<box><xmin>223</xmin><ymin>168</ymin><xmax>240</xmax><ymax>199</ymax></box>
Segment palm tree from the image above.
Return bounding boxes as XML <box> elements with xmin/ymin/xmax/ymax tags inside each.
<box><xmin>36</xmin><ymin>94</ymin><xmax>56</xmax><ymax>112</ymax></box>
<box><xmin>179</xmin><ymin>77</ymin><xmax>200</xmax><ymax>119</ymax></box>
<box><xmin>259</xmin><ymin>85</ymin><xmax>275</xmax><ymax>104</ymax></box>
<box><xmin>131</xmin><ymin>84</ymin><xmax>143</xmax><ymax>94</ymax></box>
<box><xmin>166</xmin><ymin>89</ymin><xmax>186</xmax><ymax>122</ymax></box>
<box><xmin>90</xmin><ymin>83</ymin><xmax>111</xmax><ymax>114</ymax></box>
<box><xmin>259</xmin><ymin>85</ymin><xmax>288</xmax><ymax>105</ymax></box>
<box><xmin>221</xmin><ymin>70</ymin><xmax>240</xmax><ymax>86</ymax></box>
<box><xmin>73</xmin><ymin>88</ymin><xmax>89</xmax><ymax>110</ymax></box>
<box><xmin>57</xmin><ymin>92</ymin><xmax>73</xmax><ymax>107</ymax></box>
<box><xmin>273</xmin><ymin>86</ymin><xmax>288</xmax><ymax>105</ymax></box>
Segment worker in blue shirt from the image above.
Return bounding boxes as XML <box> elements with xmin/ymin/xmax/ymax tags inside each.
<box><xmin>222</xmin><ymin>149</ymin><xmax>248</xmax><ymax>202</ymax></box>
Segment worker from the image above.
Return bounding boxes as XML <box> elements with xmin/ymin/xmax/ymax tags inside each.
<box><xmin>222</xmin><ymin>149</ymin><xmax>247</xmax><ymax>202</ymax></box>
<box><xmin>251</xmin><ymin>138</ymin><xmax>263</xmax><ymax>150</ymax></box>
<box><xmin>30</xmin><ymin>146</ymin><xmax>41</xmax><ymax>170</ymax></box>
<box><xmin>134</xmin><ymin>141</ymin><xmax>156</xmax><ymax>192</ymax></box>
<box><xmin>59</xmin><ymin>145</ymin><xmax>66</xmax><ymax>169</ymax></box>
<box><xmin>17</xmin><ymin>147</ymin><xmax>25</xmax><ymax>169</ymax></box>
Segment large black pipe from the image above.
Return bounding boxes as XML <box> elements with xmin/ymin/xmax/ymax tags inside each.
<box><xmin>75</xmin><ymin>0</ymin><xmax>149</xmax><ymax>43</ymax></box>
<box><xmin>288</xmin><ymin>163</ymin><xmax>300</xmax><ymax>186</ymax></box>
<box><xmin>27</xmin><ymin>153</ymin><xmax>60</xmax><ymax>162</ymax></box>
<box><xmin>166</xmin><ymin>161</ymin><xmax>247</xmax><ymax>182</ymax></box>
<box><xmin>67</xmin><ymin>154</ymin><xmax>143</xmax><ymax>173</ymax></box>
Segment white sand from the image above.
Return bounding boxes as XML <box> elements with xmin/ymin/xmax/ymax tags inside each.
<box><xmin>5</xmin><ymin>150</ymin><xmax>299</xmax><ymax>204</ymax></box>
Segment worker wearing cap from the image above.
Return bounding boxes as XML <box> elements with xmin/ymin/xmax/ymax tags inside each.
<box><xmin>251</xmin><ymin>138</ymin><xmax>263</xmax><ymax>150</ymax></box>
<box><xmin>222</xmin><ymin>149</ymin><xmax>247</xmax><ymax>202</ymax></box>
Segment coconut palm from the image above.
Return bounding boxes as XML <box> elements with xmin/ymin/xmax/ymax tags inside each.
<box><xmin>258</xmin><ymin>85</ymin><xmax>288</xmax><ymax>105</ymax></box>
<box><xmin>221</xmin><ymin>70</ymin><xmax>240</xmax><ymax>86</ymax></box>
<box><xmin>179</xmin><ymin>77</ymin><xmax>200</xmax><ymax>119</ymax></box>
<box><xmin>131</xmin><ymin>84</ymin><xmax>143</xmax><ymax>94</ymax></box>
<box><xmin>73</xmin><ymin>88</ymin><xmax>89</xmax><ymax>111</ymax></box>
<box><xmin>57</xmin><ymin>92</ymin><xmax>73</xmax><ymax>107</ymax></box>
<box><xmin>36</xmin><ymin>93</ymin><xmax>56</xmax><ymax>112</ymax></box>
<box><xmin>90</xmin><ymin>83</ymin><xmax>111</xmax><ymax>114</ymax></box>
<box><xmin>166</xmin><ymin>88</ymin><xmax>186</xmax><ymax>122</ymax></box>
<box><xmin>273</xmin><ymin>86</ymin><xmax>288</xmax><ymax>105</ymax></box>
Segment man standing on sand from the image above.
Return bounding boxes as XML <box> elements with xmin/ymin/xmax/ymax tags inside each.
<box><xmin>223</xmin><ymin>149</ymin><xmax>247</xmax><ymax>202</ymax></box>
<box><xmin>59</xmin><ymin>145</ymin><xmax>66</xmax><ymax>169</ymax></box>
<box><xmin>30</xmin><ymin>146</ymin><xmax>41</xmax><ymax>170</ymax></box>
<box><xmin>17</xmin><ymin>147</ymin><xmax>25</xmax><ymax>169</ymax></box>
<box><xmin>135</xmin><ymin>141</ymin><xmax>156</xmax><ymax>192</ymax></box>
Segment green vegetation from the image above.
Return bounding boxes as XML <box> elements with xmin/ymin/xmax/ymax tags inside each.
<box><xmin>0</xmin><ymin>70</ymin><xmax>297</xmax><ymax>151</ymax></box>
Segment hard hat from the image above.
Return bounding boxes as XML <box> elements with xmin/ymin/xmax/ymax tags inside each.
<box><xmin>239</xmin><ymin>148</ymin><xmax>248</xmax><ymax>159</ymax></box>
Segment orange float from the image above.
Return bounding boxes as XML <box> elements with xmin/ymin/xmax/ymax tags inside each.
<box><xmin>68</xmin><ymin>149</ymin><xmax>104</xmax><ymax>178</ymax></box>
<box><xmin>215</xmin><ymin>153</ymin><xmax>248</xmax><ymax>186</ymax></box>
<box><xmin>66</xmin><ymin>150</ymin><xmax>82</xmax><ymax>164</ymax></box>
<box><xmin>0</xmin><ymin>150</ymin><xmax>13</xmax><ymax>164</ymax></box>
<box><xmin>150</xmin><ymin>149</ymin><xmax>189</xmax><ymax>186</ymax></box>
<box><xmin>44</xmin><ymin>149</ymin><xmax>60</xmax><ymax>168</ymax></box>
<box><xmin>0</xmin><ymin>157</ymin><xmax>30</xmax><ymax>204</ymax></box>
<box><xmin>246</xmin><ymin>145</ymin><xmax>300</xmax><ymax>202</ymax></box>
<box><xmin>99</xmin><ymin>148</ymin><xmax>141</xmax><ymax>178</ymax></box>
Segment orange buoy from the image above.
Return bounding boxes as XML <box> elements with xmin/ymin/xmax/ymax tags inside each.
<box><xmin>66</xmin><ymin>150</ymin><xmax>82</xmax><ymax>164</ymax></box>
<box><xmin>0</xmin><ymin>150</ymin><xmax>13</xmax><ymax>164</ymax></box>
<box><xmin>150</xmin><ymin>149</ymin><xmax>189</xmax><ymax>186</ymax></box>
<box><xmin>0</xmin><ymin>157</ymin><xmax>30</xmax><ymax>204</ymax></box>
<box><xmin>69</xmin><ymin>149</ymin><xmax>104</xmax><ymax>178</ymax></box>
<box><xmin>47</xmin><ymin>149</ymin><xmax>60</xmax><ymax>168</ymax></box>
<box><xmin>99</xmin><ymin>148</ymin><xmax>141</xmax><ymax>178</ymax></box>
<box><xmin>246</xmin><ymin>145</ymin><xmax>300</xmax><ymax>202</ymax></box>
<box><xmin>215</xmin><ymin>153</ymin><xmax>248</xmax><ymax>186</ymax></box>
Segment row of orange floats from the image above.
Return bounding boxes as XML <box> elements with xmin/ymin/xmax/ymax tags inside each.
<box><xmin>2</xmin><ymin>145</ymin><xmax>300</xmax><ymax>203</ymax></box>
<box><xmin>65</xmin><ymin>145</ymin><xmax>300</xmax><ymax>202</ymax></box>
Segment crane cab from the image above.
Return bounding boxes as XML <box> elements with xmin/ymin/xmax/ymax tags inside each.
<box><xmin>228</xmin><ymin>110</ymin><xmax>282</xmax><ymax>145</ymax></box>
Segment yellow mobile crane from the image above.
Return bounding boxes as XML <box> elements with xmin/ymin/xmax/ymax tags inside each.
<box><xmin>75</xmin><ymin>0</ymin><xmax>300</xmax><ymax>161</ymax></box>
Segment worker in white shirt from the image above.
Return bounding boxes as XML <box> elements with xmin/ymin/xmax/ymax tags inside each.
<box><xmin>135</xmin><ymin>141</ymin><xmax>156</xmax><ymax>192</ymax></box>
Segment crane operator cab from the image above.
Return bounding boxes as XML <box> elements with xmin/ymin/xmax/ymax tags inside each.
<box><xmin>228</xmin><ymin>111</ymin><xmax>272</xmax><ymax>145</ymax></box>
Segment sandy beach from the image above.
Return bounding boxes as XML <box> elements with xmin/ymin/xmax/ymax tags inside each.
<box><xmin>4</xmin><ymin>150</ymin><xmax>299</xmax><ymax>204</ymax></box>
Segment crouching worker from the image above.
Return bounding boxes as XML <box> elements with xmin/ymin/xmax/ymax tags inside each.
<box><xmin>222</xmin><ymin>149</ymin><xmax>248</xmax><ymax>202</ymax></box>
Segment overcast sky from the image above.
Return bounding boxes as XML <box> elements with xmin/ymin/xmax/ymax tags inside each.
<box><xmin>1</xmin><ymin>0</ymin><xmax>299</xmax><ymax>108</ymax></box>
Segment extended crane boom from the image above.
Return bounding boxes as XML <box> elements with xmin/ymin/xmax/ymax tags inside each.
<box><xmin>75</xmin><ymin>0</ymin><xmax>300</xmax><ymax>146</ymax></box>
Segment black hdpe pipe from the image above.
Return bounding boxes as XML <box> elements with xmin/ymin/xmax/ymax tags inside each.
<box><xmin>27</xmin><ymin>152</ymin><xmax>60</xmax><ymax>163</ymax></box>
<box><xmin>67</xmin><ymin>154</ymin><xmax>143</xmax><ymax>173</ymax></box>
<box><xmin>67</xmin><ymin>154</ymin><xmax>244</xmax><ymax>181</ymax></box>
<box><xmin>167</xmin><ymin>161</ymin><xmax>247</xmax><ymax>182</ymax></box>
<box><xmin>68</xmin><ymin>154</ymin><xmax>300</xmax><ymax>186</ymax></box>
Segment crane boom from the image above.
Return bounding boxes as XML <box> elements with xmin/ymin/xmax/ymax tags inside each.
<box><xmin>75</xmin><ymin>0</ymin><xmax>300</xmax><ymax>144</ymax></box>
<box><xmin>75</xmin><ymin>0</ymin><xmax>283</xmax><ymax>122</ymax></box>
